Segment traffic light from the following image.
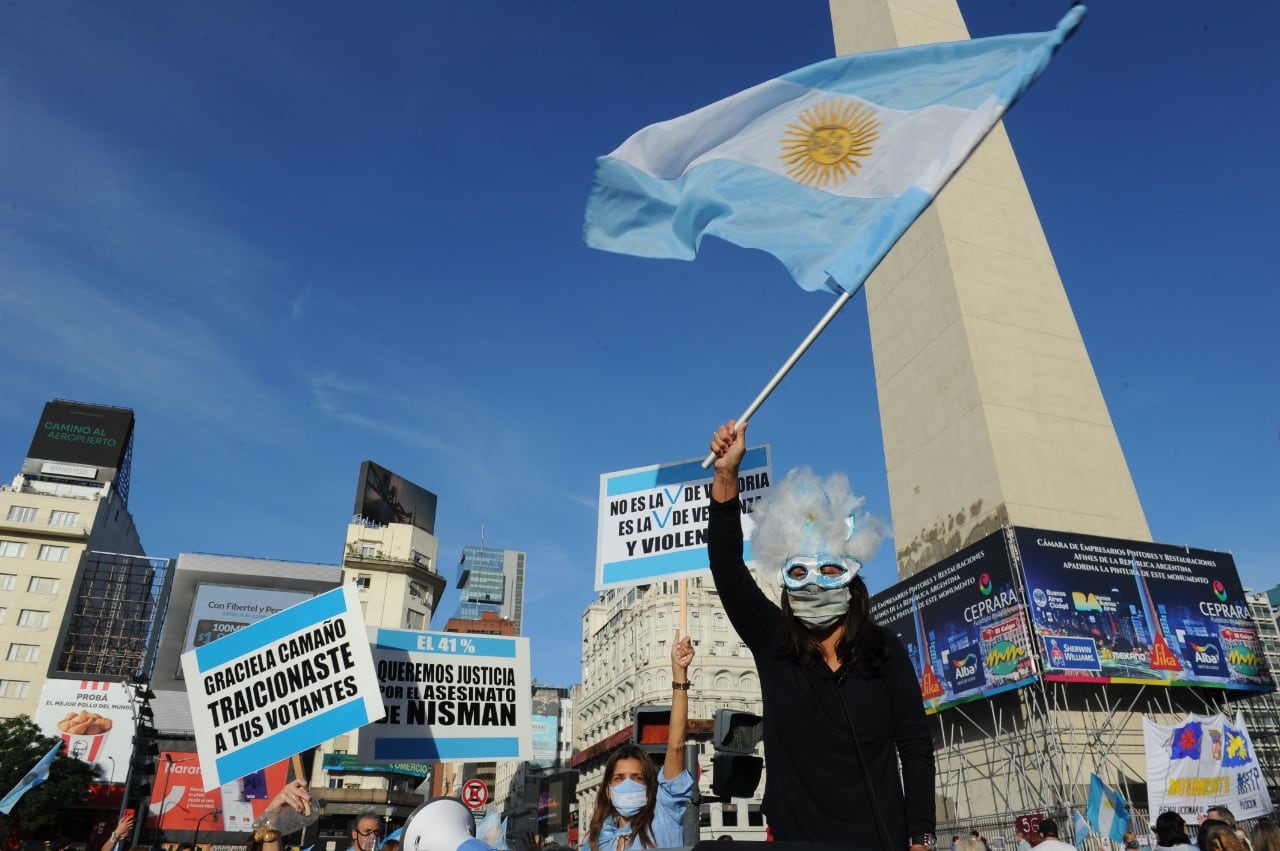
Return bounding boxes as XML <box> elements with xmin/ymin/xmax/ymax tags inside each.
<box><xmin>711</xmin><ymin>709</ymin><xmax>763</xmax><ymax>798</ymax></box>
<box><xmin>632</xmin><ymin>704</ymin><xmax>672</xmax><ymax>759</ymax></box>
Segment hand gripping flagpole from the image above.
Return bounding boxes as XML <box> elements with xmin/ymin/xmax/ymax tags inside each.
<box><xmin>701</xmin><ymin>282</ymin><xmax>861</xmax><ymax>468</ymax></box>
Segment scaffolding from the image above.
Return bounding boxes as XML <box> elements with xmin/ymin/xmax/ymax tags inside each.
<box><xmin>53</xmin><ymin>550</ymin><xmax>173</xmax><ymax>679</ymax></box>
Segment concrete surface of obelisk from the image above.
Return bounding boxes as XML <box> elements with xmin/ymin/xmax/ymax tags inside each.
<box><xmin>828</xmin><ymin>0</ymin><xmax>1151</xmax><ymax>578</ymax></box>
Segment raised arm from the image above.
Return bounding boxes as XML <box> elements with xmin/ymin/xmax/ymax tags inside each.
<box><xmin>710</xmin><ymin>421</ymin><xmax>747</xmax><ymax>502</ymax></box>
<box><xmin>664</xmin><ymin>629</ymin><xmax>695</xmax><ymax>780</ymax></box>
<box><xmin>101</xmin><ymin>813</ymin><xmax>135</xmax><ymax>851</ymax></box>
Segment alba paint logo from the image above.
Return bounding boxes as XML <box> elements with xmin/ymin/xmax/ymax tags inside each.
<box><xmin>1189</xmin><ymin>641</ymin><xmax>1220</xmax><ymax>665</ymax></box>
<box><xmin>978</xmin><ymin>573</ymin><xmax>993</xmax><ymax>596</ymax></box>
<box><xmin>1212</xmin><ymin>581</ymin><xmax>1228</xmax><ymax>602</ymax></box>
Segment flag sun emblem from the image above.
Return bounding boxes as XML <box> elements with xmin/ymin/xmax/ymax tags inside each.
<box><xmin>780</xmin><ymin>99</ymin><xmax>880</xmax><ymax>189</ymax></box>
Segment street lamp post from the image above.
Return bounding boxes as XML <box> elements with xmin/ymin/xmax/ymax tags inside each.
<box><xmin>193</xmin><ymin>808</ymin><xmax>221</xmax><ymax>851</ymax></box>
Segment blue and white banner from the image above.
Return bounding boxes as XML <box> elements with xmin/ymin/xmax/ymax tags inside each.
<box><xmin>183</xmin><ymin>584</ymin><xmax>383</xmax><ymax>790</ymax></box>
<box><xmin>358</xmin><ymin>628</ymin><xmax>531</xmax><ymax>763</ymax></box>
<box><xmin>586</xmin><ymin>9</ymin><xmax>1085</xmax><ymax>295</ymax></box>
<box><xmin>596</xmin><ymin>446</ymin><xmax>771</xmax><ymax>589</ymax></box>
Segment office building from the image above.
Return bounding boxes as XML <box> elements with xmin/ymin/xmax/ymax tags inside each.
<box><xmin>455</xmin><ymin>545</ymin><xmax>526</xmax><ymax>636</ymax></box>
<box><xmin>0</xmin><ymin>400</ymin><xmax>152</xmax><ymax>719</ymax></box>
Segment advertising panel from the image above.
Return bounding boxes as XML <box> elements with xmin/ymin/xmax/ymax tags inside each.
<box><xmin>147</xmin><ymin>753</ymin><xmax>291</xmax><ymax>833</ymax></box>
<box><xmin>871</xmin><ymin>530</ymin><xmax>1037</xmax><ymax>714</ymax></box>
<box><xmin>358</xmin><ymin>629</ymin><xmax>532</xmax><ymax>763</ymax></box>
<box><xmin>176</xmin><ymin>584</ymin><xmax>315</xmax><ymax>677</ymax></box>
<box><xmin>183</xmin><ymin>585</ymin><xmax>385</xmax><ymax>790</ymax></box>
<box><xmin>26</xmin><ymin>401</ymin><xmax>134</xmax><ymax>470</ymax></box>
<box><xmin>530</xmin><ymin>714</ymin><xmax>559</xmax><ymax>770</ymax></box>
<box><xmin>1014</xmin><ymin>528</ymin><xmax>1274</xmax><ymax>690</ymax></box>
<box><xmin>33</xmin><ymin>680</ymin><xmax>136</xmax><ymax>783</ymax></box>
<box><xmin>354</xmin><ymin>460</ymin><xmax>438</xmax><ymax>534</ymax></box>
<box><xmin>596</xmin><ymin>446</ymin><xmax>772</xmax><ymax>589</ymax></box>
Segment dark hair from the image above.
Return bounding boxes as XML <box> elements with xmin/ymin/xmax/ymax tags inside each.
<box><xmin>350</xmin><ymin>810</ymin><xmax>381</xmax><ymax>833</ymax></box>
<box><xmin>1040</xmin><ymin>820</ymin><xmax>1060</xmax><ymax>839</ymax></box>
<box><xmin>1206</xmin><ymin>807</ymin><xmax>1236</xmax><ymax>827</ymax></box>
<box><xmin>778</xmin><ymin>576</ymin><xmax>888</xmax><ymax>677</ymax></box>
<box><xmin>1198</xmin><ymin>820</ymin><xmax>1246</xmax><ymax>851</ymax></box>
<box><xmin>587</xmin><ymin>745</ymin><xmax>659</xmax><ymax>851</ymax></box>
<box><xmin>1155</xmin><ymin>812</ymin><xmax>1190</xmax><ymax>846</ymax></box>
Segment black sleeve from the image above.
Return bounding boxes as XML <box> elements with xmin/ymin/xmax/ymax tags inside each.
<box><xmin>884</xmin><ymin>629</ymin><xmax>936</xmax><ymax>840</ymax></box>
<box><xmin>707</xmin><ymin>496</ymin><xmax>777</xmax><ymax>649</ymax></box>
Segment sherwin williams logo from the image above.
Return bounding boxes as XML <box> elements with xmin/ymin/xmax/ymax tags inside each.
<box><xmin>978</xmin><ymin>573</ymin><xmax>992</xmax><ymax>596</ymax></box>
<box><xmin>1212</xmin><ymin>581</ymin><xmax>1227</xmax><ymax>601</ymax></box>
<box><xmin>1228</xmin><ymin>646</ymin><xmax>1260</xmax><ymax>676</ymax></box>
<box><xmin>986</xmin><ymin>640</ymin><xmax>1024</xmax><ymax>676</ymax></box>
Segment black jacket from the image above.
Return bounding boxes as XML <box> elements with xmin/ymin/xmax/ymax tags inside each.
<box><xmin>708</xmin><ymin>495</ymin><xmax>935</xmax><ymax>848</ymax></box>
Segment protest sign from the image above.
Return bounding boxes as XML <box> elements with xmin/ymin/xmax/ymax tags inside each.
<box><xmin>358</xmin><ymin>628</ymin><xmax>531</xmax><ymax>762</ymax></box>
<box><xmin>1143</xmin><ymin>712</ymin><xmax>1273</xmax><ymax>818</ymax></box>
<box><xmin>597</xmin><ymin>446</ymin><xmax>771</xmax><ymax>588</ymax></box>
<box><xmin>182</xmin><ymin>584</ymin><xmax>383</xmax><ymax>790</ymax></box>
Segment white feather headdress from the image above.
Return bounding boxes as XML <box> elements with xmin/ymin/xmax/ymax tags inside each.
<box><xmin>748</xmin><ymin>467</ymin><xmax>883</xmax><ymax>573</ymax></box>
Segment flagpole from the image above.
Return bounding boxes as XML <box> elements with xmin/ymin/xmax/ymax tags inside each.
<box><xmin>701</xmin><ymin>283</ymin><xmax>862</xmax><ymax>468</ymax></box>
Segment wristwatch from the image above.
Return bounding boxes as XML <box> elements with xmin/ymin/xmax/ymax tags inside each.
<box><xmin>909</xmin><ymin>834</ymin><xmax>936</xmax><ymax>850</ymax></box>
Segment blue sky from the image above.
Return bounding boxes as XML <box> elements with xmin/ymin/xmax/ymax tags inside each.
<box><xmin>1</xmin><ymin>2</ymin><xmax>1275</xmax><ymax>688</ymax></box>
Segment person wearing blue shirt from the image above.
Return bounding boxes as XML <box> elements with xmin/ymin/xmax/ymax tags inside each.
<box><xmin>587</xmin><ymin>633</ymin><xmax>695</xmax><ymax>851</ymax></box>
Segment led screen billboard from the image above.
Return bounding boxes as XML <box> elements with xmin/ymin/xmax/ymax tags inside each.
<box><xmin>354</xmin><ymin>460</ymin><xmax>438</xmax><ymax>534</ymax></box>
<box><xmin>174</xmin><ymin>583</ymin><xmax>314</xmax><ymax>678</ymax></box>
<box><xmin>1014</xmin><ymin>527</ymin><xmax>1273</xmax><ymax>691</ymax></box>
<box><xmin>26</xmin><ymin>400</ymin><xmax>134</xmax><ymax>470</ymax></box>
<box><xmin>871</xmin><ymin>529</ymin><xmax>1037</xmax><ymax>713</ymax></box>
<box><xmin>147</xmin><ymin>752</ymin><xmax>291</xmax><ymax>833</ymax></box>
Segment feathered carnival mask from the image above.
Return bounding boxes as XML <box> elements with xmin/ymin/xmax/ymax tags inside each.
<box><xmin>748</xmin><ymin>467</ymin><xmax>883</xmax><ymax>590</ymax></box>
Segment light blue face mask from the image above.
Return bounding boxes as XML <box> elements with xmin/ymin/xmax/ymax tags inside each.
<box><xmin>608</xmin><ymin>778</ymin><xmax>649</xmax><ymax>817</ymax></box>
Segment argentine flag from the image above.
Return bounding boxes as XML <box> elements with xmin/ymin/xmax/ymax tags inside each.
<box><xmin>0</xmin><ymin>739</ymin><xmax>61</xmax><ymax>815</ymax></box>
<box><xmin>1087</xmin><ymin>773</ymin><xmax>1131</xmax><ymax>845</ymax></box>
<box><xmin>586</xmin><ymin>7</ymin><xmax>1084</xmax><ymax>295</ymax></box>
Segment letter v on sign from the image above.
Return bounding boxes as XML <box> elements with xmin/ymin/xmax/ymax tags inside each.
<box><xmin>652</xmin><ymin>486</ymin><xmax>683</xmax><ymax>529</ymax></box>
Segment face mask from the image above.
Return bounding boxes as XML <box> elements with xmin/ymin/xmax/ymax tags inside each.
<box><xmin>609</xmin><ymin>778</ymin><xmax>649</xmax><ymax>817</ymax></box>
<box><xmin>786</xmin><ymin>585</ymin><xmax>850</xmax><ymax>628</ymax></box>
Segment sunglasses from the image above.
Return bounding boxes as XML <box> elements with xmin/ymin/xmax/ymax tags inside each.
<box><xmin>355</xmin><ymin>829</ymin><xmax>381</xmax><ymax>838</ymax></box>
<box><xmin>781</xmin><ymin>555</ymin><xmax>860</xmax><ymax>590</ymax></box>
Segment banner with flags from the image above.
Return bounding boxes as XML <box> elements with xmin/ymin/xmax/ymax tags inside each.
<box><xmin>0</xmin><ymin>739</ymin><xmax>61</xmax><ymax>815</ymax></box>
<box><xmin>1142</xmin><ymin>712</ymin><xmax>1274</xmax><ymax>818</ymax></box>
<box><xmin>585</xmin><ymin>8</ymin><xmax>1085</xmax><ymax>296</ymax></box>
<box><xmin>1087</xmin><ymin>774</ymin><xmax>1131</xmax><ymax>844</ymax></box>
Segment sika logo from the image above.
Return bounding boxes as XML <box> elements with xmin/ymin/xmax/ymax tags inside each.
<box><xmin>1212</xmin><ymin>581</ymin><xmax>1227</xmax><ymax>602</ymax></box>
<box><xmin>978</xmin><ymin>573</ymin><xmax>993</xmax><ymax>596</ymax></box>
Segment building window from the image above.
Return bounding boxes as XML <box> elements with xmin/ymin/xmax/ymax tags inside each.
<box><xmin>721</xmin><ymin>805</ymin><xmax>739</xmax><ymax>827</ymax></box>
<box><xmin>0</xmin><ymin>541</ymin><xmax>26</xmax><ymax>558</ymax></box>
<box><xmin>28</xmin><ymin>576</ymin><xmax>59</xmax><ymax>594</ymax></box>
<box><xmin>48</xmin><ymin>510</ymin><xmax>79</xmax><ymax>527</ymax></box>
<box><xmin>37</xmin><ymin>545</ymin><xmax>68</xmax><ymax>562</ymax></box>
<box><xmin>360</xmin><ymin>544</ymin><xmax>377</xmax><ymax>558</ymax></box>
<box><xmin>0</xmin><ymin>680</ymin><xmax>29</xmax><ymax>699</ymax></box>
<box><xmin>405</xmin><ymin>609</ymin><xmax>425</xmax><ymax>630</ymax></box>
<box><xmin>6</xmin><ymin>644</ymin><xmax>38</xmax><ymax>663</ymax></box>
<box><xmin>355</xmin><ymin>574</ymin><xmax>371</xmax><ymax>589</ymax></box>
<box><xmin>328</xmin><ymin>778</ymin><xmax>344</xmax><ymax>789</ymax></box>
<box><xmin>6</xmin><ymin>506</ymin><xmax>37</xmax><ymax>523</ymax></box>
<box><xmin>17</xmin><ymin>610</ymin><xmax>49</xmax><ymax>628</ymax></box>
<box><xmin>0</xmin><ymin>574</ymin><xmax>14</xmax><ymax>591</ymax></box>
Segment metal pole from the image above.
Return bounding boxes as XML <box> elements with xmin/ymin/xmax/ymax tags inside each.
<box><xmin>700</xmin><ymin>287</ymin><xmax>860</xmax><ymax>468</ymax></box>
<box><xmin>682</xmin><ymin>741</ymin><xmax>700</xmax><ymax>846</ymax></box>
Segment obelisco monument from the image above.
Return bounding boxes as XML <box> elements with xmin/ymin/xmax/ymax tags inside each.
<box><xmin>829</xmin><ymin>1</ymin><xmax>1150</xmax><ymax>578</ymax></box>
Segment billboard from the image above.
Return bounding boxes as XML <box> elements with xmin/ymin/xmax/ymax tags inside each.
<box><xmin>26</xmin><ymin>400</ymin><xmax>134</xmax><ymax>471</ymax></box>
<box><xmin>1015</xmin><ymin>527</ymin><xmax>1273</xmax><ymax>690</ymax></box>
<box><xmin>33</xmin><ymin>679</ymin><xmax>136</xmax><ymax>783</ymax></box>
<box><xmin>176</xmin><ymin>583</ymin><xmax>315</xmax><ymax>676</ymax></box>
<box><xmin>871</xmin><ymin>530</ymin><xmax>1037</xmax><ymax>713</ymax></box>
<box><xmin>354</xmin><ymin>460</ymin><xmax>438</xmax><ymax>534</ymax></box>
<box><xmin>147</xmin><ymin>752</ymin><xmax>291</xmax><ymax>833</ymax></box>
<box><xmin>597</xmin><ymin>446</ymin><xmax>772</xmax><ymax>589</ymax></box>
